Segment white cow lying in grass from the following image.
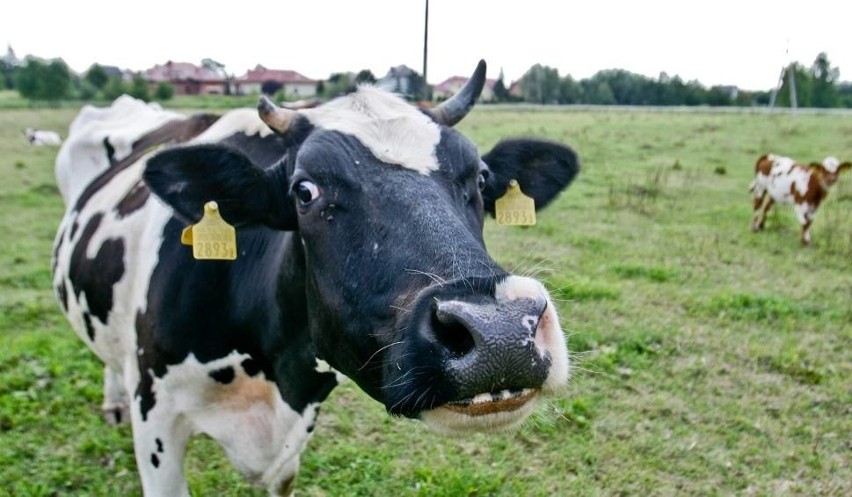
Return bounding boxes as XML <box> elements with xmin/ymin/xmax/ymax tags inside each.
<box><xmin>24</xmin><ymin>128</ymin><xmax>62</xmax><ymax>146</ymax></box>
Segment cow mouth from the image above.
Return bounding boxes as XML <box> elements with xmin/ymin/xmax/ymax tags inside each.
<box><xmin>444</xmin><ymin>388</ymin><xmax>537</xmax><ymax>416</ymax></box>
<box><xmin>419</xmin><ymin>388</ymin><xmax>541</xmax><ymax>435</ymax></box>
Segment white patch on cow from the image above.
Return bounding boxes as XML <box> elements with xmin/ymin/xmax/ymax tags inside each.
<box><xmin>495</xmin><ymin>276</ymin><xmax>570</xmax><ymax>393</ymax></box>
<box><xmin>55</xmin><ymin>95</ymin><xmax>183</xmax><ymax>205</ymax></box>
<box><xmin>315</xmin><ymin>358</ymin><xmax>348</xmax><ymax>384</ymax></box>
<box><xmin>822</xmin><ymin>156</ymin><xmax>840</xmax><ymax>173</ymax></box>
<box><xmin>301</xmin><ymin>86</ymin><xmax>441</xmax><ymax>174</ymax></box>
<box><xmin>140</xmin><ymin>352</ymin><xmax>317</xmax><ymax>492</ymax></box>
<box><xmin>795</xmin><ymin>202</ymin><xmax>814</xmax><ymax>225</ymax></box>
<box><xmin>190</xmin><ymin>108</ymin><xmax>274</xmax><ymax>144</ymax></box>
<box><xmin>753</xmin><ymin>156</ymin><xmax>805</xmax><ymax>204</ymax></box>
<box><xmin>52</xmin><ymin>157</ymin><xmax>172</xmax><ymax>372</ymax></box>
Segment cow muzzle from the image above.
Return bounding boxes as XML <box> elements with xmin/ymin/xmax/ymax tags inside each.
<box><xmin>403</xmin><ymin>276</ymin><xmax>569</xmax><ymax>435</ymax></box>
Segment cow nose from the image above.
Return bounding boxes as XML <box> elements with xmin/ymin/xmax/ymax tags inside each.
<box><xmin>429</xmin><ymin>296</ymin><xmax>550</xmax><ymax>396</ymax></box>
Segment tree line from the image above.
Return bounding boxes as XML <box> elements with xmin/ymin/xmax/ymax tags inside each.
<box><xmin>2</xmin><ymin>51</ymin><xmax>850</xmax><ymax>108</ymax></box>
<box><xmin>2</xmin><ymin>58</ymin><xmax>171</xmax><ymax>103</ymax></box>
<box><xmin>504</xmin><ymin>53</ymin><xmax>851</xmax><ymax>108</ymax></box>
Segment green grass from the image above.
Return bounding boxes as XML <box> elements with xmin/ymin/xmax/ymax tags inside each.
<box><xmin>1</xmin><ymin>103</ymin><xmax>850</xmax><ymax>496</ymax></box>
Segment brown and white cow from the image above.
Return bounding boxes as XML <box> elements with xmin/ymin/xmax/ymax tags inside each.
<box><xmin>52</xmin><ymin>61</ymin><xmax>580</xmax><ymax>495</ymax></box>
<box><xmin>750</xmin><ymin>153</ymin><xmax>851</xmax><ymax>245</ymax></box>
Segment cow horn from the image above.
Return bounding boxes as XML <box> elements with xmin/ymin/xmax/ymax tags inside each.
<box><xmin>428</xmin><ymin>59</ymin><xmax>487</xmax><ymax>127</ymax></box>
<box><xmin>258</xmin><ymin>95</ymin><xmax>297</xmax><ymax>134</ymax></box>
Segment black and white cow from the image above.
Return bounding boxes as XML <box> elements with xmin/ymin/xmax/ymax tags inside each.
<box><xmin>52</xmin><ymin>61</ymin><xmax>580</xmax><ymax>496</ymax></box>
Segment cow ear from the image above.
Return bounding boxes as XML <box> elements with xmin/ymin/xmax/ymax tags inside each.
<box><xmin>144</xmin><ymin>144</ymin><xmax>297</xmax><ymax>230</ymax></box>
<box><xmin>481</xmin><ymin>138</ymin><xmax>580</xmax><ymax>215</ymax></box>
<box><xmin>840</xmin><ymin>162</ymin><xmax>852</xmax><ymax>172</ymax></box>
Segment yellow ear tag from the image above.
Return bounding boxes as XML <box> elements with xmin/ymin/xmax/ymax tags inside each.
<box><xmin>495</xmin><ymin>179</ymin><xmax>536</xmax><ymax>226</ymax></box>
<box><xmin>180</xmin><ymin>201</ymin><xmax>237</xmax><ymax>260</ymax></box>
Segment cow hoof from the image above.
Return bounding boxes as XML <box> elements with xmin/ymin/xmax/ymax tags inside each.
<box><xmin>103</xmin><ymin>404</ymin><xmax>130</xmax><ymax>425</ymax></box>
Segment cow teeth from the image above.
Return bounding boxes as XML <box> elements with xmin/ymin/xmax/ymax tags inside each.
<box><xmin>452</xmin><ymin>388</ymin><xmax>534</xmax><ymax>407</ymax></box>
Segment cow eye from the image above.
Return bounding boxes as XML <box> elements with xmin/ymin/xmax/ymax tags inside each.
<box><xmin>477</xmin><ymin>171</ymin><xmax>489</xmax><ymax>191</ymax></box>
<box><xmin>294</xmin><ymin>180</ymin><xmax>320</xmax><ymax>205</ymax></box>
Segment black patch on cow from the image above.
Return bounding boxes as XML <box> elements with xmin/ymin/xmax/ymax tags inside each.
<box><xmin>74</xmin><ymin>115</ymin><xmax>220</xmax><ymax>214</ymax></box>
<box><xmin>156</xmin><ymin>438</ymin><xmax>163</xmax><ymax>453</ymax></box>
<box><xmin>131</xmin><ymin>113</ymin><xmax>220</xmax><ymax>152</ymax></box>
<box><xmin>56</xmin><ymin>280</ymin><xmax>68</xmax><ymax>312</ymax></box>
<box><xmin>150</xmin><ymin>453</ymin><xmax>159</xmax><ymax>468</ymax></box>
<box><xmin>103</xmin><ymin>137</ymin><xmax>116</xmax><ymax>166</ymax></box>
<box><xmin>83</xmin><ymin>312</ymin><xmax>95</xmax><ymax>341</ymax></box>
<box><xmin>135</xmin><ymin>311</ymin><xmax>159</xmax><ymax>421</ymax></box>
<box><xmin>115</xmin><ymin>180</ymin><xmax>150</xmax><ymax>218</ymax></box>
<box><xmin>241</xmin><ymin>358</ymin><xmax>262</xmax><ymax>377</ymax></box>
<box><xmin>68</xmin><ymin>214</ymin><xmax>125</xmax><ymax>325</ymax></box>
<box><xmin>209</xmin><ymin>367</ymin><xmax>235</xmax><ymax>384</ymax></box>
<box><xmin>70</xmin><ymin>220</ymin><xmax>79</xmax><ymax>240</ymax></box>
<box><xmin>52</xmin><ymin>227</ymin><xmax>65</xmax><ymax>274</ymax></box>
<box><xmin>134</xmin><ymin>215</ymin><xmax>338</xmax><ymax>421</ymax></box>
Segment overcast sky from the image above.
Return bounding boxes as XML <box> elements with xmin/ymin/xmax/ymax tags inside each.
<box><xmin>5</xmin><ymin>0</ymin><xmax>851</xmax><ymax>91</ymax></box>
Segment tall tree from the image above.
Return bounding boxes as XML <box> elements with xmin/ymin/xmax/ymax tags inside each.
<box><xmin>492</xmin><ymin>68</ymin><xmax>510</xmax><ymax>102</ymax></box>
<box><xmin>558</xmin><ymin>75</ymin><xmax>582</xmax><ymax>104</ymax></box>
<box><xmin>128</xmin><ymin>74</ymin><xmax>150</xmax><ymax>102</ymax></box>
<box><xmin>17</xmin><ymin>57</ymin><xmax>72</xmax><ymax>101</ymax></box>
<box><xmin>810</xmin><ymin>52</ymin><xmax>839</xmax><ymax>108</ymax></box>
<box><xmin>776</xmin><ymin>63</ymin><xmax>813</xmax><ymax>107</ymax></box>
<box><xmin>520</xmin><ymin>64</ymin><xmax>560</xmax><ymax>104</ymax></box>
<box><xmin>355</xmin><ymin>69</ymin><xmax>376</xmax><ymax>85</ymax></box>
<box><xmin>85</xmin><ymin>64</ymin><xmax>110</xmax><ymax>89</ymax></box>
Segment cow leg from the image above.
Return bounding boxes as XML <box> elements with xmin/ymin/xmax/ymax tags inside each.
<box><xmin>755</xmin><ymin>197</ymin><xmax>773</xmax><ymax>231</ymax></box>
<box><xmin>801</xmin><ymin>220</ymin><xmax>813</xmax><ymax>246</ymax></box>
<box><xmin>130</xmin><ymin>401</ymin><xmax>193</xmax><ymax>497</ymax></box>
<box><xmin>191</xmin><ymin>382</ymin><xmax>317</xmax><ymax>496</ymax></box>
<box><xmin>102</xmin><ymin>366</ymin><xmax>129</xmax><ymax>425</ymax></box>
<box><xmin>795</xmin><ymin>204</ymin><xmax>814</xmax><ymax>246</ymax></box>
<box><xmin>751</xmin><ymin>190</ymin><xmax>767</xmax><ymax>231</ymax></box>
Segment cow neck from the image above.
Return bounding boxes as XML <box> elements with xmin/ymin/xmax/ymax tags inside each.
<box><xmin>816</xmin><ymin>173</ymin><xmax>831</xmax><ymax>193</ymax></box>
<box><xmin>265</xmin><ymin>230</ymin><xmax>339</xmax><ymax>409</ymax></box>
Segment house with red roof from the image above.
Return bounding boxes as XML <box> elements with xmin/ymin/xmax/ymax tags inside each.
<box><xmin>234</xmin><ymin>65</ymin><xmax>318</xmax><ymax>98</ymax></box>
<box><xmin>143</xmin><ymin>60</ymin><xmax>231</xmax><ymax>95</ymax></box>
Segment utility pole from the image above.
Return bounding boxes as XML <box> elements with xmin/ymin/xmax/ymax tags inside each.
<box><xmin>769</xmin><ymin>41</ymin><xmax>797</xmax><ymax>113</ymax></box>
<box><xmin>768</xmin><ymin>66</ymin><xmax>785</xmax><ymax>109</ymax></box>
<box><xmin>422</xmin><ymin>0</ymin><xmax>429</xmax><ymax>101</ymax></box>
<box><xmin>787</xmin><ymin>63</ymin><xmax>798</xmax><ymax>112</ymax></box>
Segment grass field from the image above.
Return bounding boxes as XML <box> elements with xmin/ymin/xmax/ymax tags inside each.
<box><xmin>1</xmin><ymin>102</ymin><xmax>850</xmax><ymax>496</ymax></box>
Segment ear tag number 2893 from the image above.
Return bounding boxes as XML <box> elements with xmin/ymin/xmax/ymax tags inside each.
<box><xmin>180</xmin><ymin>201</ymin><xmax>237</xmax><ymax>260</ymax></box>
<box><xmin>495</xmin><ymin>179</ymin><xmax>536</xmax><ymax>226</ymax></box>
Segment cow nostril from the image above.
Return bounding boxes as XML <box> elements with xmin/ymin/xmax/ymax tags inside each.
<box><xmin>431</xmin><ymin>310</ymin><xmax>476</xmax><ymax>358</ymax></box>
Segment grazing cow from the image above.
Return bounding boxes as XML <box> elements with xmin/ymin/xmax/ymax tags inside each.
<box><xmin>750</xmin><ymin>153</ymin><xmax>851</xmax><ymax>245</ymax></box>
<box><xmin>23</xmin><ymin>127</ymin><xmax>62</xmax><ymax>146</ymax></box>
<box><xmin>52</xmin><ymin>60</ymin><xmax>579</xmax><ymax>496</ymax></box>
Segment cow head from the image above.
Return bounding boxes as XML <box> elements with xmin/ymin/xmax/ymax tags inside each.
<box><xmin>144</xmin><ymin>60</ymin><xmax>579</xmax><ymax>435</ymax></box>
<box><xmin>810</xmin><ymin>156</ymin><xmax>852</xmax><ymax>188</ymax></box>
